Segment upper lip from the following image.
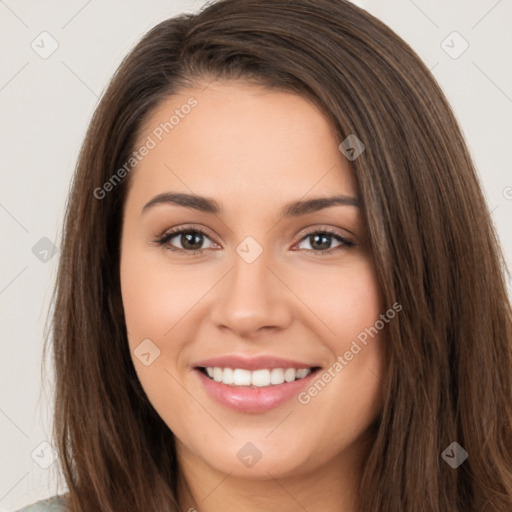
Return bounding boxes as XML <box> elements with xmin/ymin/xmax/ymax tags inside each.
<box><xmin>193</xmin><ymin>354</ymin><xmax>321</xmax><ymax>371</ymax></box>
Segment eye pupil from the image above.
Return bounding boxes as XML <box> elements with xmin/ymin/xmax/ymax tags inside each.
<box><xmin>182</xmin><ymin>232</ymin><xmax>203</xmax><ymax>250</ymax></box>
<box><xmin>310</xmin><ymin>233</ymin><xmax>331</xmax><ymax>250</ymax></box>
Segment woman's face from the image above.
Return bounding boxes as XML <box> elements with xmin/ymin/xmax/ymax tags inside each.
<box><xmin>120</xmin><ymin>80</ymin><xmax>385</xmax><ymax>481</ymax></box>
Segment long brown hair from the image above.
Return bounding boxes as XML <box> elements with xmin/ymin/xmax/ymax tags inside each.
<box><xmin>45</xmin><ymin>0</ymin><xmax>512</xmax><ymax>510</ymax></box>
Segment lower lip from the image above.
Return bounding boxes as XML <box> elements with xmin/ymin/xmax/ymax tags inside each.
<box><xmin>194</xmin><ymin>368</ymin><xmax>320</xmax><ymax>413</ymax></box>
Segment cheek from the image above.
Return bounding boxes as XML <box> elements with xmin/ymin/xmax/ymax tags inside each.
<box><xmin>119</xmin><ymin>240</ymin><xmax>218</xmax><ymax>415</ymax></box>
<box><xmin>337</xmin><ymin>267</ymin><xmax>382</xmax><ymax>339</ymax></box>
<box><xmin>298</xmin><ymin>257</ymin><xmax>382</xmax><ymax>343</ymax></box>
<box><xmin>327</xmin><ymin>260</ymin><xmax>384</xmax><ymax>394</ymax></box>
<box><xmin>120</xmin><ymin>239</ymin><xmax>182</xmax><ymax>389</ymax></box>
<box><xmin>120</xmin><ymin>247</ymin><xmax>203</xmax><ymax>425</ymax></box>
<box><xmin>294</xmin><ymin>260</ymin><xmax>385</xmax><ymax>433</ymax></box>
<box><xmin>121</xmin><ymin>268</ymin><xmax>177</xmax><ymax>339</ymax></box>
<box><xmin>120</xmin><ymin>243</ymin><xmax>203</xmax><ymax>350</ymax></box>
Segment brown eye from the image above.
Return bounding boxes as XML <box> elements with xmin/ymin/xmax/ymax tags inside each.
<box><xmin>155</xmin><ymin>228</ymin><xmax>217</xmax><ymax>255</ymax></box>
<box><xmin>295</xmin><ymin>230</ymin><xmax>354</xmax><ymax>255</ymax></box>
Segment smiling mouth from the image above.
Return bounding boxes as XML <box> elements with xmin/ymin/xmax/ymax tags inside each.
<box><xmin>196</xmin><ymin>366</ymin><xmax>322</xmax><ymax>388</ymax></box>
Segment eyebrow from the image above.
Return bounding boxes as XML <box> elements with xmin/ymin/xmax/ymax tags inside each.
<box><xmin>141</xmin><ymin>192</ymin><xmax>360</xmax><ymax>218</ymax></box>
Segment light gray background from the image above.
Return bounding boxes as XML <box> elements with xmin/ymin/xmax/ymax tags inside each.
<box><xmin>1</xmin><ymin>0</ymin><xmax>511</xmax><ymax>509</ymax></box>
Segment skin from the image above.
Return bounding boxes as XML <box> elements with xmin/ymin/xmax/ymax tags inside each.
<box><xmin>120</xmin><ymin>80</ymin><xmax>385</xmax><ymax>512</ymax></box>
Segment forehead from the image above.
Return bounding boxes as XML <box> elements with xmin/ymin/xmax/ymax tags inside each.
<box><xmin>126</xmin><ymin>81</ymin><xmax>356</xmax><ymax>211</ymax></box>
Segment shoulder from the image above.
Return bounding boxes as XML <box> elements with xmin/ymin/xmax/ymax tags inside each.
<box><xmin>14</xmin><ymin>495</ymin><xmax>69</xmax><ymax>512</ymax></box>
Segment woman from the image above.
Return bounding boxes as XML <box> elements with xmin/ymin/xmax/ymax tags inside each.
<box><xmin>18</xmin><ymin>0</ymin><xmax>512</xmax><ymax>510</ymax></box>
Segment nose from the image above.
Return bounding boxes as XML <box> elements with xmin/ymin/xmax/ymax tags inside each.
<box><xmin>209</xmin><ymin>248</ymin><xmax>293</xmax><ymax>338</ymax></box>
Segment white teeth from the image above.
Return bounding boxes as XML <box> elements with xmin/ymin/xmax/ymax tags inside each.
<box><xmin>213</xmin><ymin>367</ymin><xmax>223</xmax><ymax>382</ymax></box>
<box><xmin>202</xmin><ymin>367</ymin><xmax>313</xmax><ymax>387</ymax></box>
<box><xmin>284</xmin><ymin>368</ymin><xmax>296</xmax><ymax>382</ymax></box>
<box><xmin>233</xmin><ymin>368</ymin><xmax>251</xmax><ymax>386</ymax></box>
<box><xmin>251</xmin><ymin>369</ymin><xmax>271</xmax><ymax>387</ymax></box>
<box><xmin>296</xmin><ymin>368</ymin><xmax>310</xmax><ymax>379</ymax></box>
<box><xmin>222</xmin><ymin>367</ymin><xmax>234</xmax><ymax>385</ymax></box>
<box><xmin>270</xmin><ymin>368</ymin><xmax>284</xmax><ymax>385</ymax></box>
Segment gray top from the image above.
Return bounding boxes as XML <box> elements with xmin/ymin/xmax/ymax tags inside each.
<box><xmin>15</xmin><ymin>496</ymin><xmax>68</xmax><ymax>512</ymax></box>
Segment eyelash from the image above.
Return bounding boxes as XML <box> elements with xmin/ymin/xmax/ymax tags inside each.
<box><xmin>152</xmin><ymin>225</ymin><xmax>355</xmax><ymax>257</ymax></box>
